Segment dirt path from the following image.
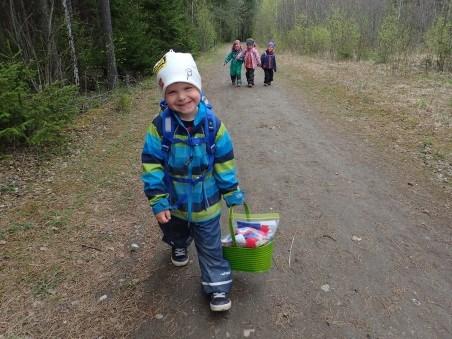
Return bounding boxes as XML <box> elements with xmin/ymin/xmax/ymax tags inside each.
<box><xmin>135</xmin><ymin>48</ymin><xmax>451</xmax><ymax>338</ymax></box>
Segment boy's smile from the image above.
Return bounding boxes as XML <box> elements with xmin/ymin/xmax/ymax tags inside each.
<box><xmin>165</xmin><ymin>82</ymin><xmax>201</xmax><ymax>120</ymax></box>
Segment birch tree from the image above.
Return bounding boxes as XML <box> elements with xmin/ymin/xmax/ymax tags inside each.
<box><xmin>62</xmin><ymin>0</ymin><xmax>79</xmax><ymax>87</ymax></box>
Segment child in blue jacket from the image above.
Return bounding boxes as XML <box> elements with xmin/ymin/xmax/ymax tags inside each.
<box><xmin>141</xmin><ymin>50</ymin><xmax>244</xmax><ymax>312</ymax></box>
<box><xmin>261</xmin><ymin>41</ymin><xmax>277</xmax><ymax>86</ymax></box>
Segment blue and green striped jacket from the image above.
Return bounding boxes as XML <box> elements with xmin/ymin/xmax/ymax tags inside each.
<box><xmin>141</xmin><ymin>102</ymin><xmax>243</xmax><ymax>222</ymax></box>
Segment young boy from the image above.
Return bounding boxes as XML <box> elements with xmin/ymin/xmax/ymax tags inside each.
<box><xmin>224</xmin><ymin>40</ymin><xmax>243</xmax><ymax>87</ymax></box>
<box><xmin>141</xmin><ymin>50</ymin><xmax>244</xmax><ymax>312</ymax></box>
<box><xmin>261</xmin><ymin>41</ymin><xmax>277</xmax><ymax>86</ymax></box>
<box><xmin>237</xmin><ymin>38</ymin><xmax>261</xmax><ymax>87</ymax></box>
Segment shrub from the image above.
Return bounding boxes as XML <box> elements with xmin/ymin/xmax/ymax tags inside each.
<box><xmin>424</xmin><ymin>16</ymin><xmax>452</xmax><ymax>71</ymax></box>
<box><xmin>327</xmin><ymin>8</ymin><xmax>361</xmax><ymax>60</ymax></box>
<box><xmin>0</xmin><ymin>61</ymin><xmax>78</xmax><ymax>149</ymax></box>
<box><xmin>306</xmin><ymin>25</ymin><xmax>331</xmax><ymax>55</ymax></box>
<box><xmin>287</xmin><ymin>25</ymin><xmax>306</xmax><ymax>53</ymax></box>
<box><xmin>115</xmin><ymin>91</ymin><xmax>132</xmax><ymax>114</ymax></box>
<box><xmin>0</xmin><ymin>62</ymin><xmax>33</xmax><ymax>145</ymax></box>
<box><xmin>377</xmin><ymin>12</ymin><xmax>409</xmax><ymax>64</ymax></box>
<box><xmin>27</xmin><ymin>83</ymin><xmax>78</xmax><ymax>145</ymax></box>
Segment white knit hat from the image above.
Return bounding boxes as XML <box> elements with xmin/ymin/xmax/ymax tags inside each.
<box><xmin>153</xmin><ymin>50</ymin><xmax>202</xmax><ymax>94</ymax></box>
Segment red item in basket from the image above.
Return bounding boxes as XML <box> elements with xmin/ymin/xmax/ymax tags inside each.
<box><xmin>245</xmin><ymin>238</ymin><xmax>257</xmax><ymax>248</ymax></box>
<box><xmin>260</xmin><ymin>225</ymin><xmax>270</xmax><ymax>234</ymax></box>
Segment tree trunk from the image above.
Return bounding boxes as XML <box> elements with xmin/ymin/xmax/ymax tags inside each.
<box><xmin>98</xmin><ymin>0</ymin><xmax>118</xmax><ymax>89</ymax></box>
<box><xmin>9</xmin><ymin>0</ymin><xmax>42</xmax><ymax>90</ymax></box>
<box><xmin>62</xmin><ymin>0</ymin><xmax>80</xmax><ymax>87</ymax></box>
<box><xmin>39</xmin><ymin>0</ymin><xmax>63</xmax><ymax>84</ymax></box>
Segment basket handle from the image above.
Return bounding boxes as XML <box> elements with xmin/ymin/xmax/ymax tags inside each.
<box><xmin>228</xmin><ymin>203</ymin><xmax>251</xmax><ymax>246</ymax></box>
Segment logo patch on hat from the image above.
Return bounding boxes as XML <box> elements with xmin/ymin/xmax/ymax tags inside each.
<box><xmin>185</xmin><ymin>68</ymin><xmax>193</xmax><ymax>80</ymax></box>
<box><xmin>153</xmin><ymin>55</ymin><xmax>166</xmax><ymax>74</ymax></box>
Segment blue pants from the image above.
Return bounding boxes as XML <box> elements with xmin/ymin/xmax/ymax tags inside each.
<box><xmin>159</xmin><ymin>215</ymin><xmax>232</xmax><ymax>295</ymax></box>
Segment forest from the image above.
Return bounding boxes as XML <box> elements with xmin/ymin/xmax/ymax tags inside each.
<box><xmin>0</xmin><ymin>0</ymin><xmax>450</xmax><ymax>150</ymax></box>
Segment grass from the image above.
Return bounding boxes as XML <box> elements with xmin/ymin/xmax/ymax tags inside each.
<box><xmin>7</xmin><ymin>221</ymin><xmax>34</xmax><ymax>235</ymax></box>
<box><xmin>31</xmin><ymin>266</ymin><xmax>63</xmax><ymax>298</ymax></box>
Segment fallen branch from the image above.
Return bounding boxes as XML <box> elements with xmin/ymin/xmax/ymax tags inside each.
<box><xmin>320</xmin><ymin>234</ymin><xmax>336</xmax><ymax>242</ymax></box>
<box><xmin>81</xmin><ymin>244</ymin><xmax>102</xmax><ymax>251</ymax></box>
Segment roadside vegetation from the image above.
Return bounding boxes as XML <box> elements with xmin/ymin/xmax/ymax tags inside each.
<box><xmin>279</xmin><ymin>53</ymin><xmax>451</xmax><ymax>190</ymax></box>
<box><xmin>0</xmin><ymin>80</ymin><xmax>158</xmax><ymax>337</ymax></box>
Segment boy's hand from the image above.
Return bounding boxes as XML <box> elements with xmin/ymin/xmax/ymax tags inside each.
<box><xmin>156</xmin><ymin>210</ymin><xmax>171</xmax><ymax>224</ymax></box>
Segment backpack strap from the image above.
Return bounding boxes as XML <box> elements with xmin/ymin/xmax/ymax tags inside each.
<box><xmin>204</xmin><ymin>106</ymin><xmax>217</xmax><ymax>175</ymax></box>
<box><xmin>160</xmin><ymin>107</ymin><xmax>175</xmax><ymax>159</ymax></box>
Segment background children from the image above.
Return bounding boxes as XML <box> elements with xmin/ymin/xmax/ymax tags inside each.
<box><xmin>261</xmin><ymin>41</ymin><xmax>277</xmax><ymax>86</ymax></box>
<box><xmin>142</xmin><ymin>50</ymin><xmax>244</xmax><ymax>312</ymax></box>
<box><xmin>237</xmin><ymin>38</ymin><xmax>261</xmax><ymax>87</ymax></box>
<box><xmin>224</xmin><ymin>40</ymin><xmax>244</xmax><ymax>87</ymax></box>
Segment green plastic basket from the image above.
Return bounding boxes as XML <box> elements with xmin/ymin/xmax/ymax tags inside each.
<box><xmin>222</xmin><ymin>205</ymin><xmax>275</xmax><ymax>272</ymax></box>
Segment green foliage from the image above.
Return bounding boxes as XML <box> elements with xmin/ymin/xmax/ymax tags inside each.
<box><xmin>142</xmin><ymin>0</ymin><xmax>197</xmax><ymax>64</ymax></box>
<box><xmin>27</xmin><ymin>84</ymin><xmax>78</xmax><ymax>145</ymax></box>
<box><xmin>71</xmin><ymin>12</ymin><xmax>108</xmax><ymax>90</ymax></box>
<box><xmin>115</xmin><ymin>91</ymin><xmax>133</xmax><ymax>114</ymax></box>
<box><xmin>0</xmin><ymin>62</ymin><xmax>33</xmax><ymax>145</ymax></box>
<box><xmin>286</xmin><ymin>24</ymin><xmax>306</xmax><ymax>53</ymax></box>
<box><xmin>377</xmin><ymin>12</ymin><xmax>409</xmax><ymax>64</ymax></box>
<box><xmin>7</xmin><ymin>221</ymin><xmax>34</xmax><ymax>235</ymax></box>
<box><xmin>195</xmin><ymin>1</ymin><xmax>217</xmax><ymax>51</ymax></box>
<box><xmin>212</xmin><ymin>0</ymin><xmax>244</xmax><ymax>41</ymax></box>
<box><xmin>254</xmin><ymin>0</ymin><xmax>279</xmax><ymax>46</ymax></box>
<box><xmin>306</xmin><ymin>25</ymin><xmax>331</xmax><ymax>55</ymax></box>
<box><xmin>424</xmin><ymin>16</ymin><xmax>452</xmax><ymax>71</ymax></box>
<box><xmin>31</xmin><ymin>266</ymin><xmax>63</xmax><ymax>299</ymax></box>
<box><xmin>327</xmin><ymin>8</ymin><xmax>360</xmax><ymax>60</ymax></box>
<box><xmin>0</xmin><ymin>61</ymin><xmax>78</xmax><ymax>149</ymax></box>
<box><xmin>111</xmin><ymin>2</ymin><xmax>153</xmax><ymax>72</ymax></box>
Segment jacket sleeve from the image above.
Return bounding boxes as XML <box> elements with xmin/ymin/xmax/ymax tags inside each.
<box><xmin>213</xmin><ymin>122</ymin><xmax>244</xmax><ymax>207</ymax></box>
<box><xmin>274</xmin><ymin>55</ymin><xmax>277</xmax><ymax>72</ymax></box>
<box><xmin>255</xmin><ymin>49</ymin><xmax>261</xmax><ymax>66</ymax></box>
<box><xmin>141</xmin><ymin>121</ymin><xmax>170</xmax><ymax>215</ymax></box>
<box><xmin>224</xmin><ymin>52</ymin><xmax>232</xmax><ymax>64</ymax></box>
<box><xmin>260</xmin><ymin>53</ymin><xmax>265</xmax><ymax>66</ymax></box>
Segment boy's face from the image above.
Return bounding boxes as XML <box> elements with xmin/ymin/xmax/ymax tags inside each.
<box><xmin>165</xmin><ymin>82</ymin><xmax>201</xmax><ymax>120</ymax></box>
<box><xmin>267</xmin><ymin>47</ymin><xmax>274</xmax><ymax>52</ymax></box>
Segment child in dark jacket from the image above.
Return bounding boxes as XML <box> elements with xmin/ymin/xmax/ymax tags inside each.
<box><xmin>142</xmin><ymin>50</ymin><xmax>244</xmax><ymax>312</ymax></box>
<box><xmin>224</xmin><ymin>40</ymin><xmax>244</xmax><ymax>87</ymax></box>
<box><xmin>261</xmin><ymin>41</ymin><xmax>277</xmax><ymax>86</ymax></box>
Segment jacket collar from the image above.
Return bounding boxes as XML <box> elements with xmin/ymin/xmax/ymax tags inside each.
<box><xmin>165</xmin><ymin>100</ymin><xmax>206</xmax><ymax>128</ymax></box>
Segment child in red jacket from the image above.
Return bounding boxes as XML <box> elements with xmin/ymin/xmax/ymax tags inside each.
<box><xmin>237</xmin><ymin>38</ymin><xmax>261</xmax><ymax>87</ymax></box>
